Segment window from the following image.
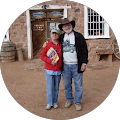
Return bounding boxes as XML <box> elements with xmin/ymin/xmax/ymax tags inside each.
<box><xmin>46</xmin><ymin>22</ymin><xmax>61</xmax><ymax>38</ymax></box>
<box><xmin>31</xmin><ymin>9</ymin><xmax>63</xmax><ymax>21</ymax></box>
<box><xmin>84</xmin><ymin>6</ymin><xmax>110</xmax><ymax>39</ymax></box>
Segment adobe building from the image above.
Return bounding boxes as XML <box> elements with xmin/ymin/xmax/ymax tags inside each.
<box><xmin>5</xmin><ymin>0</ymin><xmax>119</xmax><ymax>61</ymax></box>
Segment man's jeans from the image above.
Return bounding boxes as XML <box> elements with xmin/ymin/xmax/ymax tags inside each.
<box><xmin>45</xmin><ymin>71</ymin><xmax>61</xmax><ymax>106</ymax></box>
<box><xmin>62</xmin><ymin>64</ymin><xmax>83</xmax><ymax>104</ymax></box>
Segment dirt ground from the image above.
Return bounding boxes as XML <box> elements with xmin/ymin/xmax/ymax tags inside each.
<box><xmin>0</xmin><ymin>58</ymin><xmax>119</xmax><ymax>120</ymax></box>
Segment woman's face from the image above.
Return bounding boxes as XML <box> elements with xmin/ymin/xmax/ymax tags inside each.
<box><xmin>51</xmin><ymin>32</ymin><xmax>59</xmax><ymax>41</ymax></box>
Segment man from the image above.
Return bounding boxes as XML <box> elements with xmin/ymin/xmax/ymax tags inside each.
<box><xmin>58</xmin><ymin>18</ymin><xmax>88</xmax><ymax>111</ymax></box>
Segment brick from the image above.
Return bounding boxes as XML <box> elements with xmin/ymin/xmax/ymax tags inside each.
<box><xmin>19</xmin><ymin>16</ymin><xmax>26</xmax><ymax>23</ymax></box>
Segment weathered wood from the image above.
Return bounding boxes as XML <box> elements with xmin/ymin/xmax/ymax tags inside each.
<box><xmin>1</xmin><ymin>58</ymin><xmax>15</xmax><ymax>62</ymax></box>
<box><xmin>108</xmin><ymin>54</ymin><xmax>112</xmax><ymax>62</ymax></box>
<box><xmin>95</xmin><ymin>54</ymin><xmax>100</xmax><ymax>62</ymax></box>
<box><xmin>95</xmin><ymin>49</ymin><xmax>113</xmax><ymax>62</ymax></box>
<box><xmin>95</xmin><ymin>54</ymin><xmax>113</xmax><ymax>62</ymax></box>
<box><xmin>1</xmin><ymin>46</ymin><xmax>15</xmax><ymax>52</ymax></box>
<box><xmin>96</xmin><ymin>49</ymin><xmax>113</xmax><ymax>55</ymax></box>
<box><xmin>1</xmin><ymin>51</ymin><xmax>15</xmax><ymax>57</ymax></box>
<box><xmin>1</xmin><ymin>41</ymin><xmax>16</xmax><ymax>62</ymax></box>
<box><xmin>1</xmin><ymin>56</ymin><xmax>15</xmax><ymax>60</ymax></box>
<box><xmin>31</xmin><ymin>20</ymin><xmax>45</xmax><ymax>58</ymax></box>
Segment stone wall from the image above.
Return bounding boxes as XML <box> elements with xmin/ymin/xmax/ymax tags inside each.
<box><xmin>9</xmin><ymin>0</ymin><xmax>116</xmax><ymax>60</ymax></box>
<box><xmin>86</xmin><ymin>28</ymin><xmax>116</xmax><ymax>60</ymax></box>
<box><xmin>38</xmin><ymin>0</ymin><xmax>84</xmax><ymax>34</ymax></box>
<box><xmin>9</xmin><ymin>12</ymin><xmax>28</xmax><ymax>59</ymax></box>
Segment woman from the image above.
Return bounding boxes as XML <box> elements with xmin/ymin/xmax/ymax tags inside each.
<box><xmin>40</xmin><ymin>29</ymin><xmax>62</xmax><ymax>110</ymax></box>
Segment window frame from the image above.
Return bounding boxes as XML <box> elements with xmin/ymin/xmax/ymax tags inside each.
<box><xmin>84</xmin><ymin>6</ymin><xmax>110</xmax><ymax>39</ymax></box>
<box><xmin>26</xmin><ymin>5</ymin><xmax>71</xmax><ymax>59</ymax></box>
<box><xmin>45</xmin><ymin>20</ymin><xmax>62</xmax><ymax>40</ymax></box>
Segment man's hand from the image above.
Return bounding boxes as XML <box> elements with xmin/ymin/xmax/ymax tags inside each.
<box><xmin>42</xmin><ymin>41</ymin><xmax>48</xmax><ymax>48</ymax></box>
<box><xmin>80</xmin><ymin>64</ymin><xmax>86</xmax><ymax>71</ymax></box>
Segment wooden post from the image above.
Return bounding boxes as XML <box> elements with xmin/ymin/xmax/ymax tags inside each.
<box><xmin>95</xmin><ymin>54</ymin><xmax>100</xmax><ymax>62</ymax></box>
<box><xmin>107</xmin><ymin>54</ymin><xmax>112</xmax><ymax>62</ymax></box>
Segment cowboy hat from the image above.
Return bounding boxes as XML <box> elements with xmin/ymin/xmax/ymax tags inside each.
<box><xmin>58</xmin><ymin>18</ymin><xmax>75</xmax><ymax>31</ymax></box>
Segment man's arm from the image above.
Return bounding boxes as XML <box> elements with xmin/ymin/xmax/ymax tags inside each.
<box><xmin>42</xmin><ymin>41</ymin><xmax>48</xmax><ymax>48</ymax></box>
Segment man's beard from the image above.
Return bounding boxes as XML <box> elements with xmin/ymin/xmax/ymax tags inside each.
<box><xmin>63</xmin><ymin>27</ymin><xmax>73</xmax><ymax>34</ymax></box>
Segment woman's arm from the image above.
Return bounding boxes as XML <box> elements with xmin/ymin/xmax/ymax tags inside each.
<box><xmin>40</xmin><ymin>46</ymin><xmax>52</xmax><ymax>64</ymax></box>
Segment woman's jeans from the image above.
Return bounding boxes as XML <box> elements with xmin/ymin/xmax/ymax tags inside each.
<box><xmin>62</xmin><ymin>64</ymin><xmax>83</xmax><ymax>104</ymax></box>
<box><xmin>45</xmin><ymin>71</ymin><xmax>61</xmax><ymax>106</ymax></box>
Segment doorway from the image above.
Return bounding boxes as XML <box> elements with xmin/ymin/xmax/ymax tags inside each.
<box><xmin>31</xmin><ymin>20</ymin><xmax>61</xmax><ymax>58</ymax></box>
<box><xmin>30</xmin><ymin>9</ymin><xmax>62</xmax><ymax>58</ymax></box>
<box><xmin>26</xmin><ymin>5</ymin><xmax>71</xmax><ymax>59</ymax></box>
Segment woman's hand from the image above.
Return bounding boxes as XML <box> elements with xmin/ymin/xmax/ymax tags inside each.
<box><xmin>51</xmin><ymin>60</ymin><xmax>57</xmax><ymax>65</ymax></box>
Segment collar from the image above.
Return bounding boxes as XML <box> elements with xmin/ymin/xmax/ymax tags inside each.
<box><xmin>73</xmin><ymin>30</ymin><xmax>80</xmax><ymax>38</ymax></box>
<box><xmin>50</xmin><ymin>40</ymin><xmax>60</xmax><ymax>45</ymax></box>
<box><xmin>65</xmin><ymin>31</ymin><xmax>74</xmax><ymax>36</ymax></box>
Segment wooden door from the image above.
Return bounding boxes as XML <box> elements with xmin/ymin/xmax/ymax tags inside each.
<box><xmin>31</xmin><ymin>20</ymin><xmax>62</xmax><ymax>58</ymax></box>
<box><xmin>31</xmin><ymin>21</ymin><xmax>45</xmax><ymax>58</ymax></box>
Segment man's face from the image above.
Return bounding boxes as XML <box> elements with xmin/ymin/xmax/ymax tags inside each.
<box><xmin>62</xmin><ymin>23</ymin><xmax>73</xmax><ymax>34</ymax></box>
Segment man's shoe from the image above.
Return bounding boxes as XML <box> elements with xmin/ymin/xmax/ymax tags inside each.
<box><xmin>75</xmin><ymin>104</ymin><xmax>82</xmax><ymax>111</ymax></box>
<box><xmin>45</xmin><ymin>105</ymin><xmax>51</xmax><ymax>110</ymax></box>
<box><xmin>53</xmin><ymin>103</ymin><xmax>58</xmax><ymax>109</ymax></box>
<box><xmin>64</xmin><ymin>101</ymin><xmax>72</xmax><ymax>108</ymax></box>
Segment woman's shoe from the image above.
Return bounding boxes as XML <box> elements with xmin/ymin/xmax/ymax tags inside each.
<box><xmin>53</xmin><ymin>103</ymin><xmax>58</xmax><ymax>109</ymax></box>
<box><xmin>45</xmin><ymin>105</ymin><xmax>52</xmax><ymax>110</ymax></box>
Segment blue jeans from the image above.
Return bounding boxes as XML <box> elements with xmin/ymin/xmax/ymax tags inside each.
<box><xmin>62</xmin><ymin>64</ymin><xmax>83</xmax><ymax>104</ymax></box>
<box><xmin>45</xmin><ymin>71</ymin><xmax>61</xmax><ymax>106</ymax></box>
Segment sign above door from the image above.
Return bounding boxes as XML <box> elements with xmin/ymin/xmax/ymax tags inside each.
<box><xmin>30</xmin><ymin>9</ymin><xmax>63</xmax><ymax>21</ymax></box>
